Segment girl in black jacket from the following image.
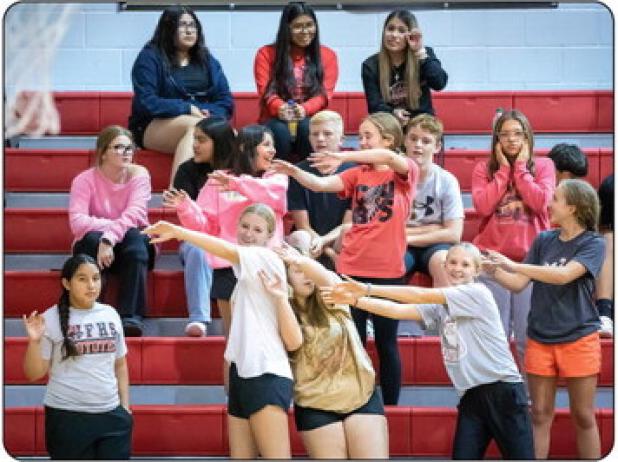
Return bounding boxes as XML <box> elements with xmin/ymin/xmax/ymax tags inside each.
<box><xmin>362</xmin><ymin>10</ymin><xmax>447</xmax><ymax>128</ymax></box>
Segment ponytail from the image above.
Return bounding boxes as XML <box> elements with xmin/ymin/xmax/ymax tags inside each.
<box><xmin>58</xmin><ymin>288</ymin><xmax>79</xmax><ymax>360</ymax></box>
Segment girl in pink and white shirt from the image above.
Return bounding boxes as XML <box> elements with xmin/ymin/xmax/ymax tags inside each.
<box><xmin>163</xmin><ymin>124</ymin><xmax>288</xmax><ymax>336</ymax></box>
<box><xmin>69</xmin><ymin>125</ymin><xmax>155</xmax><ymax>337</ymax></box>
<box><xmin>472</xmin><ymin>110</ymin><xmax>555</xmax><ymax>364</ymax></box>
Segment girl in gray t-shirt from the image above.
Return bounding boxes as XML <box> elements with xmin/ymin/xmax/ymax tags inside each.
<box><xmin>321</xmin><ymin>243</ymin><xmax>534</xmax><ymax>460</ymax></box>
<box><xmin>484</xmin><ymin>179</ymin><xmax>604</xmax><ymax>460</ymax></box>
<box><xmin>22</xmin><ymin>254</ymin><xmax>132</xmax><ymax>460</ymax></box>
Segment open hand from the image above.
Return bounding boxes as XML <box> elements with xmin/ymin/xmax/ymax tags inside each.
<box><xmin>495</xmin><ymin>142</ymin><xmax>510</xmax><ymax>167</ymax></box>
<box><xmin>162</xmin><ymin>188</ymin><xmax>189</xmax><ymax>209</ymax></box>
<box><xmin>274</xmin><ymin>242</ymin><xmax>304</xmax><ymax>266</ymax></box>
<box><xmin>208</xmin><ymin>170</ymin><xmax>234</xmax><ymax>191</ymax></box>
<box><xmin>23</xmin><ymin>311</ymin><xmax>46</xmax><ymax>341</ymax></box>
<box><xmin>308</xmin><ymin>151</ymin><xmax>344</xmax><ymax>171</ymax></box>
<box><xmin>142</xmin><ymin>220</ymin><xmax>181</xmax><ymax>244</ymax></box>
<box><xmin>406</xmin><ymin>28</ymin><xmax>423</xmax><ymax>52</ymax></box>
<box><xmin>258</xmin><ymin>269</ymin><xmax>288</xmax><ymax>301</ymax></box>
<box><xmin>517</xmin><ymin>141</ymin><xmax>531</xmax><ymax>163</ymax></box>
<box><xmin>270</xmin><ymin>159</ymin><xmax>296</xmax><ymax>176</ymax></box>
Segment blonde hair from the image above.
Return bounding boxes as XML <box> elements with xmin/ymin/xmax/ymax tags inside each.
<box><xmin>559</xmin><ymin>179</ymin><xmax>600</xmax><ymax>231</ymax></box>
<box><xmin>448</xmin><ymin>242</ymin><xmax>482</xmax><ymax>269</ymax></box>
<box><xmin>406</xmin><ymin>113</ymin><xmax>444</xmax><ymax>140</ymax></box>
<box><xmin>94</xmin><ymin>125</ymin><xmax>133</xmax><ymax>166</ymax></box>
<box><xmin>239</xmin><ymin>203</ymin><xmax>276</xmax><ymax>236</ymax></box>
<box><xmin>310</xmin><ymin>110</ymin><xmax>344</xmax><ymax>137</ymax></box>
<box><xmin>362</xmin><ymin>112</ymin><xmax>403</xmax><ymax>151</ymax></box>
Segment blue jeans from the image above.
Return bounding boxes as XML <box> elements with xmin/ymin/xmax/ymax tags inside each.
<box><xmin>179</xmin><ymin>242</ymin><xmax>213</xmax><ymax>323</ymax></box>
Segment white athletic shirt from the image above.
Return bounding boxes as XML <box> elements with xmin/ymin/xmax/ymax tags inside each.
<box><xmin>40</xmin><ymin>302</ymin><xmax>127</xmax><ymax>413</ymax></box>
<box><xmin>224</xmin><ymin>246</ymin><xmax>293</xmax><ymax>380</ymax></box>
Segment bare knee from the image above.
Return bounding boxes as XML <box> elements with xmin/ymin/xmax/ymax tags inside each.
<box><xmin>531</xmin><ymin>402</ymin><xmax>555</xmax><ymax>425</ymax></box>
<box><xmin>570</xmin><ymin>405</ymin><xmax>597</xmax><ymax>430</ymax></box>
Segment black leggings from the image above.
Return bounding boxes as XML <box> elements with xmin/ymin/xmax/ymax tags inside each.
<box><xmin>350</xmin><ymin>275</ymin><xmax>404</xmax><ymax>405</ymax></box>
<box><xmin>265</xmin><ymin>117</ymin><xmax>312</xmax><ymax>163</ymax></box>
<box><xmin>73</xmin><ymin>228</ymin><xmax>154</xmax><ymax>319</ymax></box>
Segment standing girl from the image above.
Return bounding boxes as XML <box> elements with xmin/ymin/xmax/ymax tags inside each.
<box><xmin>472</xmin><ymin>110</ymin><xmax>555</xmax><ymax>364</ymax></box>
<box><xmin>362</xmin><ymin>9</ymin><xmax>447</xmax><ymax>127</ymax></box>
<box><xmin>23</xmin><ymin>254</ymin><xmax>132</xmax><ymax>460</ymax></box>
<box><xmin>485</xmin><ymin>179</ymin><xmax>605</xmax><ymax>459</ymax></box>
<box><xmin>254</xmin><ymin>1</ymin><xmax>338</xmax><ymax>162</ymax></box>
<box><xmin>269</xmin><ymin>244</ymin><xmax>388</xmax><ymax>459</ymax></box>
<box><xmin>69</xmin><ymin>125</ymin><xmax>155</xmax><ymax>337</ymax></box>
<box><xmin>166</xmin><ymin>116</ymin><xmax>236</xmax><ymax>336</ymax></box>
<box><xmin>272</xmin><ymin>111</ymin><xmax>418</xmax><ymax>404</ymax></box>
<box><xmin>321</xmin><ymin>243</ymin><xmax>534</xmax><ymax>460</ymax></box>
<box><xmin>143</xmin><ymin>204</ymin><xmax>303</xmax><ymax>459</ymax></box>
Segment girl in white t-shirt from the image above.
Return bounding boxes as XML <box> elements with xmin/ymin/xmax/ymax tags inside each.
<box><xmin>143</xmin><ymin>203</ymin><xmax>302</xmax><ymax>459</ymax></box>
<box><xmin>22</xmin><ymin>254</ymin><xmax>132</xmax><ymax>460</ymax></box>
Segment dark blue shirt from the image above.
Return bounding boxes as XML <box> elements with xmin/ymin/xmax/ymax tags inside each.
<box><xmin>524</xmin><ymin>229</ymin><xmax>605</xmax><ymax>343</ymax></box>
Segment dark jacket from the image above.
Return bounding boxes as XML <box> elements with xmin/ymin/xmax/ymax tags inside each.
<box><xmin>129</xmin><ymin>45</ymin><xmax>234</xmax><ymax>139</ymax></box>
<box><xmin>361</xmin><ymin>46</ymin><xmax>447</xmax><ymax>118</ymax></box>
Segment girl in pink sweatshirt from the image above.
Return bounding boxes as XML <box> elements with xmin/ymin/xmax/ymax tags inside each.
<box><xmin>69</xmin><ymin>125</ymin><xmax>155</xmax><ymax>337</ymax></box>
<box><xmin>471</xmin><ymin>110</ymin><xmax>555</xmax><ymax>365</ymax></box>
<box><xmin>163</xmin><ymin>124</ymin><xmax>288</xmax><ymax>337</ymax></box>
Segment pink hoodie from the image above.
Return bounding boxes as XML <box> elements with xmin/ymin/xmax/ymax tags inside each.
<box><xmin>68</xmin><ymin>167</ymin><xmax>151</xmax><ymax>246</ymax></box>
<box><xmin>471</xmin><ymin>157</ymin><xmax>555</xmax><ymax>261</ymax></box>
<box><xmin>175</xmin><ymin>171</ymin><xmax>288</xmax><ymax>269</ymax></box>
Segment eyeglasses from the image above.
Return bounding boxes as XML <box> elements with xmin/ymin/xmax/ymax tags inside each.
<box><xmin>110</xmin><ymin>144</ymin><xmax>135</xmax><ymax>155</ymax></box>
<box><xmin>498</xmin><ymin>131</ymin><xmax>525</xmax><ymax>140</ymax></box>
<box><xmin>290</xmin><ymin>22</ymin><xmax>316</xmax><ymax>33</ymax></box>
<box><xmin>178</xmin><ymin>21</ymin><xmax>197</xmax><ymax>31</ymax></box>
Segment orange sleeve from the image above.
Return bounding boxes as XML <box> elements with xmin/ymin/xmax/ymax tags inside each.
<box><xmin>254</xmin><ymin>45</ymin><xmax>285</xmax><ymax>117</ymax></box>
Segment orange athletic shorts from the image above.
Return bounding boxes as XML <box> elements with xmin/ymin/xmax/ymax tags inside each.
<box><xmin>525</xmin><ymin>332</ymin><xmax>601</xmax><ymax>378</ymax></box>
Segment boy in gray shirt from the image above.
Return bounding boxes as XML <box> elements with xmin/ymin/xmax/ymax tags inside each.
<box><xmin>321</xmin><ymin>243</ymin><xmax>533</xmax><ymax>460</ymax></box>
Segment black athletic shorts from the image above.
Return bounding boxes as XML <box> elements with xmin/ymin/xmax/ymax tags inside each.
<box><xmin>211</xmin><ymin>267</ymin><xmax>237</xmax><ymax>300</ymax></box>
<box><xmin>227</xmin><ymin>362</ymin><xmax>293</xmax><ymax>419</ymax></box>
<box><xmin>294</xmin><ymin>388</ymin><xmax>384</xmax><ymax>431</ymax></box>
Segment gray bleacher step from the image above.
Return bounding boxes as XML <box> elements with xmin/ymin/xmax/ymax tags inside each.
<box><xmin>5</xmin><ymin>253</ymin><xmax>182</xmax><ymax>270</ymax></box>
<box><xmin>14</xmin><ymin>133</ymin><xmax>615</xmax><ymax>150</ymax></box>
<box><xmin>5</xmin><ymin>191</ymin><xmax>473</xmax><ymax>209</ymax></box>
<box><xmin>4</xmin><ymin>318</ymin><xmax>422</xmax><ymax>338</ymax></box>
<box><xmin>4</xmin><ymin>192</ymin><xmax>163</xmax><ymax>208</ymax></box>
<box><xmin>4</xmin><ymin>384</ymin><xmax>613</xmax><ymax>409</ymax></box>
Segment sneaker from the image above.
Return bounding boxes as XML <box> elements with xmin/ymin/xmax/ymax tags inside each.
<box><xmin>185</xmin><ymin>321</ymin><xmax>207</xmax><ymax>337</ymax></box>
<box><xmin>599</xmin><ymin>316</ymin><xmax>613</xmax><ymax>338</ymax></box>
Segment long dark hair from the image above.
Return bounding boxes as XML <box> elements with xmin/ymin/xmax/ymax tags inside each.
<box><xmin>265</xmin><ymin>2</ymin><xmax>324</xmax><ymax>103</ymax></box>
<box><xmin>195</xmin><ymin>117</ymin><xmax>236</xmax><ymax>170</ymax></box>
<box><xmin>379</xmin><ymin>10</ymin><xmax>421</xmax><ymax>110</ymax></box>
<box><xmin>58</xmin><ymin>254</ymin><xmax>99</xmax><ymax>360</ymax></box>
<box><xmin>148</xmin><ymin>5</ymin><xmax>209</xmax><ymax>69</ymax></box>
<box><xmin>488</xmin><ymin>110</ymin><xmax>535</xmax><ymax>179</ymax></box>
<box><xmin>228</xmin><ymin>125</ymin><xmax>274</xmax><ymax>177</ymax></box>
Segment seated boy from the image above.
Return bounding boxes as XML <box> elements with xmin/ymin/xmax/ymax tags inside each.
<box><xmin>404</xmin><ymin>114</ymin><xmax>464</xmax><ymax>287</ymax></box>
<box><xmin>286</xmin><ymin>110</ymin><xmax>353</xmax><ymax>268</ymax></box>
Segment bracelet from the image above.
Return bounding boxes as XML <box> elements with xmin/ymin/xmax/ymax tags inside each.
<box><xmin>366</xmin><ymin>283</ymin><xmax>371</xmax><ymax>296</ymax></box>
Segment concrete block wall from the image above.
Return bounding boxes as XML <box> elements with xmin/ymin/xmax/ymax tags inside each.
<box><xmin>4</xmin><ymin>2</ymin><xmax>613</xmax><ymax>93</ymax></box>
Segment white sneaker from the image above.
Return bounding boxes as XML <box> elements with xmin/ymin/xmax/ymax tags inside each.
<box><xmin>599</xmin><ymin>316</ymin><xmax>613</xmax><ymax>338</ymax></box>
<box><xmin>185</xmin><ymin>321</ymin><xmax>207</xmax><ymax>337</ymax></box>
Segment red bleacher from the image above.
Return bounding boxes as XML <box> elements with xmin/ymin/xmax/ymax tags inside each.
<box><xmin>49</xmin><ymin>90</ymin><xmax>613</xmax><ymax>135</ymax></box>
<box><xmin>5</xmin><ymin>337</ymin><xmax>613</xmax><ymax>387</ymax></box>
<box><xmin>6</xmin><ymin>146</ymin><xmax>612</xmax><ymax>193</ymax></box>
<box><xmin>4</xmin><ymin>404</ymin><xmax>614</xmax><ymax>457</ymax></box>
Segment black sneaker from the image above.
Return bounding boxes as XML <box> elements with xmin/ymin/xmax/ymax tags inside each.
<box><xmin>122</xmin><ymin>319</ymin><xmax>143</xmax><ymax>337</ymax></box>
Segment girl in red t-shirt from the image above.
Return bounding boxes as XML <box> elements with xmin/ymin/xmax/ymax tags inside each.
<box><xmin>272</xmin><ymin>111</ymin><xmax>418</xmax><ymax>404</ymax></box>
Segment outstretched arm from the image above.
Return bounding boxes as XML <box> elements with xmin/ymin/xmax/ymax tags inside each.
<box><xmin>271</xmin><ymin>159</ymin><xmax>344</xmax><ymax>193</ymax></box>
<box><xmin>321</xmin><ymin>286</ymin><xmax>423</xmax><ymax>321</ymax></box>
<box><xmin>143</xmin><ymin>221</ymin><xmax>239</xmax><ymax>265</ymax></box>
<box><xmin>275</xmin><ymin>244</ymin><xmax>334</xmax><ymax>288</ymax></box>
<box><xmin>311</xmin><ymin>150</ymin><xmax>409</xmax><ymax>176</ymax></box>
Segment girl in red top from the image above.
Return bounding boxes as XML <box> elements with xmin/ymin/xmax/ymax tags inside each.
<box><xmin>472</xmin><ymin>110</ymin><xmax>555</xmax><ymax>366</ymax></box>
<box><xmin>272</xmin><ymin>112</ymin><xmax>418</xmax><ymax>404</ymax></box>
<box><xmin>254</xmin><ymin>1</ymin><xmax>338</xmax><ymax>163</ymax></box>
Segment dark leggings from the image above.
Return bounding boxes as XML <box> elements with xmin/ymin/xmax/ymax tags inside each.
<box><xmin>265</xmin><ymin>117</ymin><xmax>312</xmax><ymax>163</ymax></box>
<box><xmin>73</xmin><ymin>228</ymin><xmax>154</xmax><ymax>319</ymax></box>
<box><xmin>350</xmin><ymin>275</ymin><xmax>403</xmax><ymax>405</ymax></box>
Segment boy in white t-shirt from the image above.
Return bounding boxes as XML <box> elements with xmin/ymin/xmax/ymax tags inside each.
<box><xmin>321</xmin><ymin>243</ymin><xmax>534</xmax><ymax>460</ymax></box>
<box><xmin>404</xmin><ymin>114</ymin><xmax>464</xmax><ymax>287</ymax></box>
